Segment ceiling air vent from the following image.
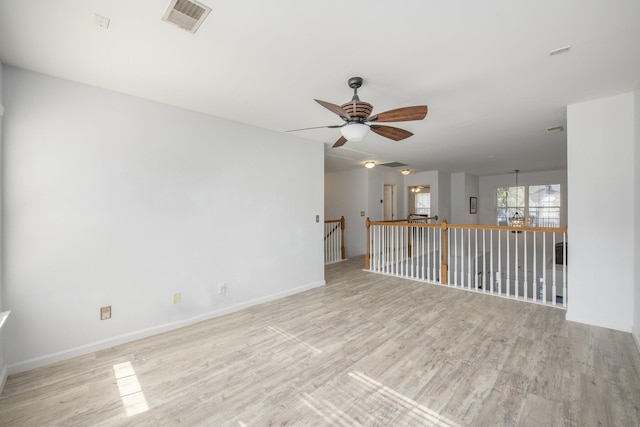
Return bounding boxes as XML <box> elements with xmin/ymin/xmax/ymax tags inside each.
<box><xmin>162</xmin><ymin>0</ymin><xmax>211</xmax><ymax>33</ymax></box>
<box><xmin>380</xmin><ymin>161</ymin><xmax>408</xmax><ymax>168</ymax></box>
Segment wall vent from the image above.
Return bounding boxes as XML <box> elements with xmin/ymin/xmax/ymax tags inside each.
<box><xmin>546</xmin><ymin>125</ymin><xmax>565</xmax><ymax>133</ymax></box>
<box><xmin>549</xmin><ymin>46</ymin><xmax>571</xmax><ymax>56</ymax></box>
<box><xmin>162</xmin><ymin>0</ymin><xmax>211</xmax><ymax>33</ymax></box>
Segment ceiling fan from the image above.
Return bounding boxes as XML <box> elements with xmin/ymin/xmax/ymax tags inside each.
<box><xmin>288</xmin><ymin>77</ymin><xmax>428</xmax><ymax>148</ymax></box>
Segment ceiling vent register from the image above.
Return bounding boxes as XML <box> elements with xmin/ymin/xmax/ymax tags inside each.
<box><xmin>162</xmin><ymin>0</ymin><xmax>211</xmax><ymax>33</ymax></box>
<box><xmin>380</xmin><ymin>162</ymin><xmax>408</xmax><ymax>168</ymax></box>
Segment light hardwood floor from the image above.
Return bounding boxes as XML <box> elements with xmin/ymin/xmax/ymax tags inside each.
<box><xmin>1</xmin><ymin>256</ymin><xmax>640</xmax><ymax>426</ymax></box>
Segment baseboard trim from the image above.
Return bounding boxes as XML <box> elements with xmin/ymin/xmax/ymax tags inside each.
<box><xmin>8</xmin><ymin>280</ymin><xmax>325</xmax><ymax>374</ymax></box>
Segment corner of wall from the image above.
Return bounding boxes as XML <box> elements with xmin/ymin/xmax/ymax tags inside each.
<box><xmin>633</xmin><ymin>89</ymin><xmax>640</xmax><ymax>351</ymax></box>
<box><xmin>0</xmin><ymin>61</ymin><xmax>5</xmax><ymax>391</ymax></box>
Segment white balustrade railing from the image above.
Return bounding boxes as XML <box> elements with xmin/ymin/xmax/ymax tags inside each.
<box><xmin>369</xmin><ymin>222</ymin><xmax>442</xmax><ymax>283</ymax></box>
<box><xmin>366</xmin><ymin>219</ymin><xmax>568</xmax><ymax>308</ymax></box>
<box><xmin>324</xmin><ymin>217</ymin><xmax>345</xmax><ymax>264</ymax></box>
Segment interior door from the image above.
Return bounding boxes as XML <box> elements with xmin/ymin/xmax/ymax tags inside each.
<box><xmin>383</xmin><ymin>185</ymin><xmax>396</xmax><ymax>220</ymax></box>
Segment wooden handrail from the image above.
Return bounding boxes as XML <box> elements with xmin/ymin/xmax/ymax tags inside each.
<box><xmin>408</xmin><ymin>214</ymin><xmax>439</xmax><ymax>222</ymax></box>
<box><xmin>367</xmin><ymin>220</ymin><xmax>567</xmax><ymax>233</ymax></box>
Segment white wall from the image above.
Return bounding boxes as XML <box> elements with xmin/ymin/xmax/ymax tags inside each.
<box><xmin>567</xmin><ymin>92</ymin><xmax>635</xmax><ymax>332</ymax></box>
<box><xmin>437</xmin><ymin>172</ymin><xmax>452</xmax><ymax>223</ymax></box>
<box><xmin>451</xmin><ymin>173</ymin><xmax>479</xmax><ymax>225</ymax></box>
<box><xmin>0</xmin><ymin>61</ymin><xmax>7</xmax><ymax>390</ymax></box>
<box><xmin>368</xmin><ymin>168</ymin><xmax>405</xmax><ymax>221</ymax></box>
<box><xmin>367</xmin><ymin>170</ymin><xmax>384</xmax><ymax>222</ymax></box>
<box><xmin>324</xmin><ymin>169</ymin><xmax>368</xmax><ymax>257</ymax></box>
<box><xmin>478</xmin><ymin>170</ymin><xmax>568</xmax><ymax>226</ymax></box>
<box><xmin>2</xmin><ymin>67</ymin><xmax>325</xmax><ymax>372</ymax></box>
<box><xmin>634</xmin><ymin>89</ymin><xmax>640</xmax><ymax>349</ymax></box>
<box><xmin>324</xmin><ymin>167</ymin><xmax>408</xmax><ymax>258</ymax></box>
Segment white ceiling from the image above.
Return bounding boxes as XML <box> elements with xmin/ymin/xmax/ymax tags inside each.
<box><xmin>1</xmin><ymin>1</ymin><xmax>639</xmax><ymax>176</ymax></box>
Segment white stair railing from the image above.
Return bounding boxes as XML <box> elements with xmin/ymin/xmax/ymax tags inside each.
<box><xmin>366</xmin><ymin>218</ymin><xmax>568</xmax><ymax>308</ymax></box>
<box><xmin>324</xmin><ymin>217</ymin><xmax>345</xmax><ymax>264</ymax></box>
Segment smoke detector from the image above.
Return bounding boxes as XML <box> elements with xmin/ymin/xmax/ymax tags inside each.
<box><xmin>162</xmin><ymin>0</ymin><xmax>211</xmax><ymax>33</ymax></box>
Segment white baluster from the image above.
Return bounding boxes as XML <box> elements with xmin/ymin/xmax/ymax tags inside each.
<box><xmin>454</xmin><ymin>228</ymin><xmax>458</xmax><ymax>286</ymax></box>
<box><xmin>563</xmin><ymin>232</ymin><xmax>567</xmax><ymax>308</ymax></box>
<box><xmin>533</xmin><ymin>231</ymin><xmax>537</xmax><ymax>302</ymax></box>
<box><xmin>524</xmin><ymin>231</ymin><xmax>528</xmax><ymax>300</ymax></box>
<box><xmin>498</xmin><ymin>229</ymin><xmax>502</xmax><ymax>295</ymax></box>
<box><xmin>552</xmin><ymin>232</ymin><xmax>557</xmax><ymax>305</ymax></box>
<box><xmin>542</xmin><ymin>232</ymin><xmax>547</xmax><ymax>303</ymax></box>
<box><xmin>474</xmin><ymin>228</ymin><xmax>479</xmax><ymax>291</ymax></box>
<box><xmin>482</xmin><ymin>229</ymin><xmax>487</xmax><ymax>292</ymax></box>
<box><xmin>515</xmin><ymin>231</ymin><xmax>519</xmax><ymax>299</ymax></box>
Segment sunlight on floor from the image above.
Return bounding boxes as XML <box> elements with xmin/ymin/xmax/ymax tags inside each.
<box><xmin>300</xmin><ymin>392</ymin><xmax>360</xmax><ymax>426</ymax></box>
<box><xmin>113</xmin><ymin>361</ymin><xmax>149</xmax><ymax>417</ymax></box>
<box><xmin>296</xmin><ymin>370</ymin><xmax>461</xmax><ymax>426</ymax></box>
<box><xmin>348</xmin><ymin>371</ymin><xmax>460</xmax><ymax>427</ymax></box>
<box><xmin>267</xmin><ymin>325</ymin><xmax>322</xmax><ymax>354</ymax></box>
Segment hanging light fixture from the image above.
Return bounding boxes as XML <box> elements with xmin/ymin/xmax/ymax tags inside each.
<box><xmin>510</xmin><ymin>169</ymin><xmax>524</xmax><ymax>228</ymax></box>
<box><xmin>340</xmin><ymin>123</ymin><xmax>370</xmax><ymax>141</ymax></box>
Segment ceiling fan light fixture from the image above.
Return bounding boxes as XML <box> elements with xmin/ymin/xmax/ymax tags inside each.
<box><xmin>340</xmin><ymin>123</ymin><xmax>370</xmax><ymax>141</ymax></box>
<box><xmin>364</xmin><ymin>161</ymin><xmax>376</xmax><ymax>169</ymax></box>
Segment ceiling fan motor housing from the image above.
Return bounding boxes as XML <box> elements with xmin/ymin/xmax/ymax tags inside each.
<box><xmin>341</xmin><ymin>100</ymin><xmax>373</xmax><ymax>119</ymax></box>
<box><xmin>341</xmin><ymin>76</ymin><xmax>372</xmax><ymax>120</ymax></box>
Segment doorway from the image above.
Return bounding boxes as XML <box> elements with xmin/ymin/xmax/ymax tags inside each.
<box><xmin>408</xmin><ymin>185</ymin><xmax>431</xmax><ymax>216</ymax></box>
<box><xmin>383</xmin><ymin>184</ymin><xmax>397</xmax><ymax>220</ymax></box>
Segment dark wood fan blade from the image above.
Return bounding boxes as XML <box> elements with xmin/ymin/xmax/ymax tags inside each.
<box><xmin>332</xmin><ymin>136</ymin><xmax>348</xmax><ymax>148</ymax></box>
<box><xmin>286</xmin><ymin>124</ymin><xmax>343</xmax><ymax>132</ymax></box>
<box><xmin>370</xmin><ymin>125</ymin><xmax>414</xmax><ymax>141</ymax></box>
<box><xmin>315</xmin><ymin>99</ymin><xmax>351</xmax><ymax>120</ymax></box>
<box><xmin>368</xmin><ymin>105</ymin><xmax>428</xmax><ymax>123</ymax></box>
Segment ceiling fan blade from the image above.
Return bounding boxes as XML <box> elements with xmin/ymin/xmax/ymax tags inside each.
<box><xmin>285</xmin><ymin>124</ymin><xmax>343</xmax><ymax>132</ymax></box>
<box><xmin>370</xmin><ymin>125</ymin><xmax>414</xmax><ymax>141</ymax></box>
<box><xmin>315</xmin><ymin>99</ymin><xmax>351</xmax><ymax>120</ymax></box>
<box><xmin>368</xmin><ymin>105</ymin><xmax>428</xmax><ymax>123</ymax></box>
<box><xmin>332</xmin><ymin>136</ymin><xmax>348</xmax><ymax>148</ymax></box>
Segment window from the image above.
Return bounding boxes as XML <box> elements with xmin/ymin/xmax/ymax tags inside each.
<box><xmin>415</xmin><ymin>192</ymin><xmax>431</xmax><ymax>216</ymax></box>
<box><xmin>496</xmin><ymin>184</ymin><xmax>560</xmax><ymax>227</ymax></box>
<box><xmin>528</xmin><ymin>184</ymin><xmax>561</xmax><ymax>227</ymax></box>
<box><xmin>496</xmin><ymin>186</ymin><xmax>525</xmax><ymax>226</ymax></box>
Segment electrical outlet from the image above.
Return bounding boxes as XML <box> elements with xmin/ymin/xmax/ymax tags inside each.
<box><xmin>173</xmin><ymin>292</ymin><xmax>181</xmax><ymax>304</ymax></box>
<box><xmin>94</xmin><ymin>14</ymin><xmax>110</xmax><ymax>29</ymax></box>
<box><xmin>218</xmin><ymin>282</ymin><xmax>226</xmax><ymax>295</ymax></box>
<box><xmin>100</xmin><ymin>306</ymin><xmax>111</xmax><ymax>320</ymax></box>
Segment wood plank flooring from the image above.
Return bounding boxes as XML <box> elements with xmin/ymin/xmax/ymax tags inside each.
<box><xmin>1</xmin><ymin>256</ymin><xmax>639</xmax><ymax>426</ymax></box>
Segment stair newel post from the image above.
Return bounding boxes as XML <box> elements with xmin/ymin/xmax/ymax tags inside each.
<box><xmin>365</xmin><ymin>217</ymin><xmax>371</xmax><ymax>270</ymax></box>
<box><xmin>340</xmin><ymin>216</ymin><xmax>346</xmax><ymax>260</ymax></box>
<box><xmin>441</xmin><ymin>218</ymin><xmax>449</xmax><ymax>285</ymax></box>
